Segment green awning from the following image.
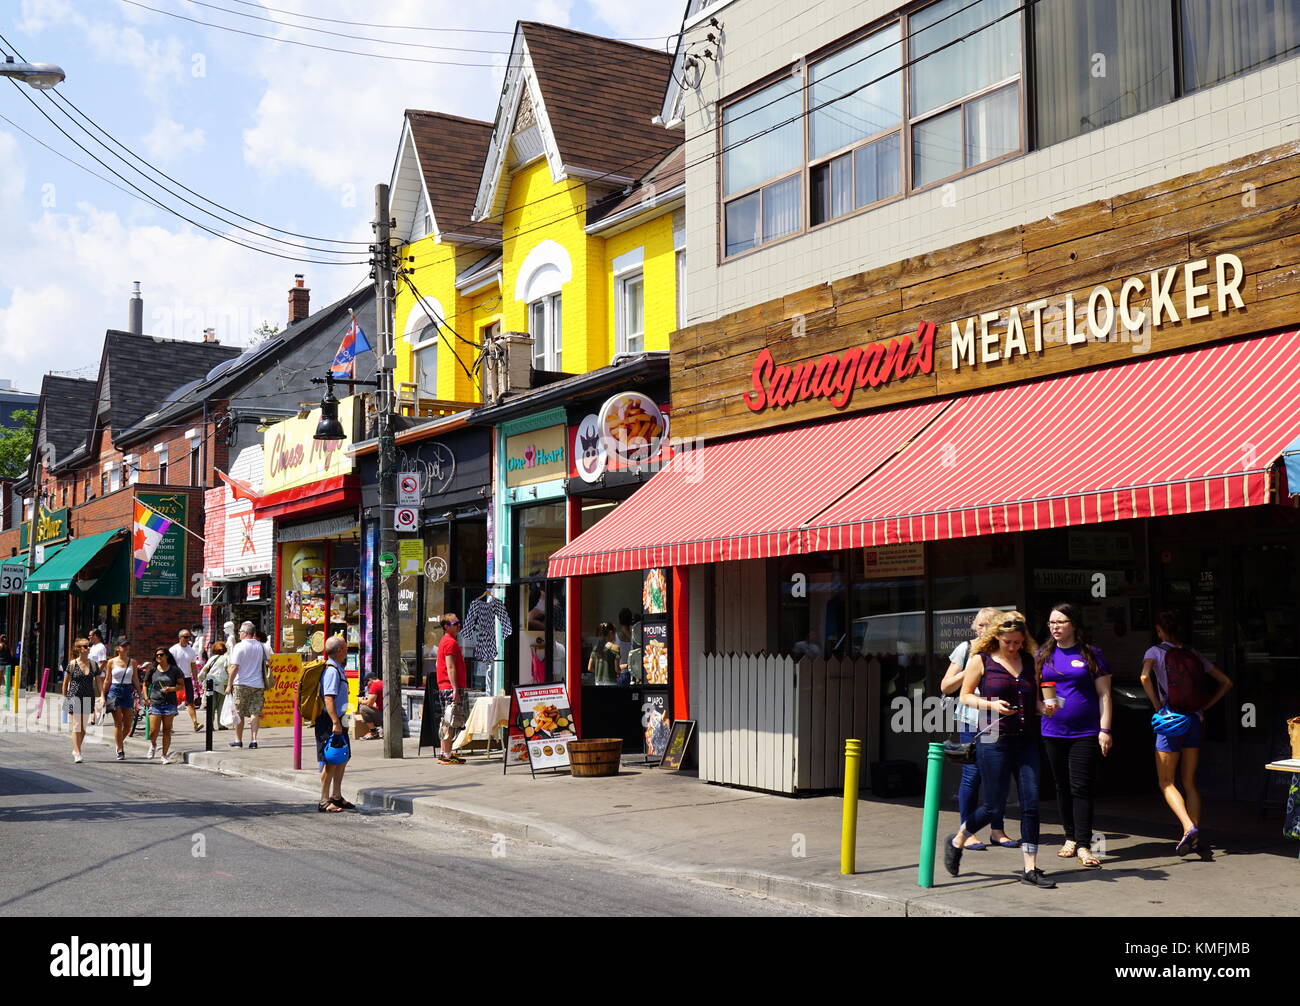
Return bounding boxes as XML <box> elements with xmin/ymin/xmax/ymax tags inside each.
<box><xmin>27</xmin><ymin>532</ymin><xmax>123</xmax><ymax>593</ymax></box>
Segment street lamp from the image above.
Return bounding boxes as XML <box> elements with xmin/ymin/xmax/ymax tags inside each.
<box><xmin>0</xmin><ymin>55</ymin><xmax>66</xmax><ymax>89</ymax></box>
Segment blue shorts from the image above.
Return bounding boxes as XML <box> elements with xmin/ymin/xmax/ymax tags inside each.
<box><xmin>1155</xmin><ymin>714</ymin><xmax>1202</xmax><ymax>753</ymax></box>
<box><xmin>149</xmin><ymin>704</ymin><xmax>178</xmax><ymax>718</ymax></box>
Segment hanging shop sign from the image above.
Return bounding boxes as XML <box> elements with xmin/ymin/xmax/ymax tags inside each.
<box><xmin>245</xmin><ymin>580</ymin><xmax>262</xmax><ymax>601</ymax></box>
<box><xmin>263</xmin><ymin>396</ymin><xmax>356</xmax><ymax>494</ymax></box>
<box><xmin>425</xmin><ymin>555</ymin><xmax>448</xmax><ymax>582</ymax></box>
<box><xmin>505</xmin><ymin>425</ymin><xmax>567</xmax><ymax>488</ymax></box>
<box><xmin>573</xmin><ymin>413</ymin><xmax>606</xmax><ymax>483</ymax></box>
<box><xmin>134</xmin><ymin>492</ymin><xmax>188</xmax><ymax>597</ymax></box>
<box><xmin>597</xmin><ymin>392</ymin><xmax>669</xmax><ymax>464</ymax></box>
<box><xmin>21</xmin><ymin>506</ymin><xmax>70</xmax><ymax>549</ymax></box>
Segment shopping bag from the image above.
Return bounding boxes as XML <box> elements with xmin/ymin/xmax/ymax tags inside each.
<box><xmin>220</xmin><ymin>695</ymin><xmax>239</xmax><ymax>727</ymax></box>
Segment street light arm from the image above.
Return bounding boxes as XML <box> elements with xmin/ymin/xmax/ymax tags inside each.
<box><xmin>0</xmin><ymin>58</ymin><xmax>66</xmax><ymax>89</ymax></box>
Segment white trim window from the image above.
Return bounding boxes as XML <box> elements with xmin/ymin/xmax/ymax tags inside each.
<box><xmin>414</xmin><ymin>331</ymin><xmax>439</xmax><ymax>398</ymax></box>
<box><xmin>613</xmin><ymin>247</ymin><xmax>646</xmax><ymax>357</ymax></box>
<box><xmin>674</xmin><ymin>211</ymin><xmax>687</xmax><ymax>330</ymax></box>
<box><xmin>525</xmin><ymin>261</ymin><xmax>564</xmax><ymax>372</ymax></box>
<box><xmin>124</xmin><ymin>454</ymin><xmax>140</xmax><ymax>485</ymax></box>
<box><xmin>188</xmin><ymin>438</ymin><xmax>202</xmax><ymax>485</ymax></box>
<box><xmin>104</xmin><ymin>460</ymin><xmax>121</xmax><ymax>493</ymax></box>
<box><xmin>154</xmin><ymin>444</ymin><xmax>169</xmax><ymax>485</ymax></box>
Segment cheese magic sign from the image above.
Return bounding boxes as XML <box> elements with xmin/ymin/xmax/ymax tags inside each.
<box><xmin>742</xmin><ymin>254</ymin><xmax>1246</xmax><ymax>414</ymax></box>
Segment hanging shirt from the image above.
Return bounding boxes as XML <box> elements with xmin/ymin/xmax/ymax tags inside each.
<box><xmin>461</xmin><ymin>594</ymin><xmax>514</xmax><ymax>665</ymax></box>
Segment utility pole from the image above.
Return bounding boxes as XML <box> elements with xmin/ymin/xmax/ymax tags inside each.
<box><xmin>18</xmin><ymin>451</ymin><xmax>45</xmax><ymax>692</ymax></box>
<box><xmin>373</xmin><ymin>183</ymin><xmax>403</xmax><ymax>759</ymax></box>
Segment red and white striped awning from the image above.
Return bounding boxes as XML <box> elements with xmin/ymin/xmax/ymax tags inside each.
<box><xmin>549</xmin><ymin>328</ymin><xmax>1300</xmax><ymax>577</ymax></box>
<box><xmin>546</xmin><ymin>399</ymin><xmax>949</xmax><ymax>576</ymax></box>
<box><xmin>802</xmin><ymin>329</ymin><xmax>1300</xmax><ymax>549</ymax></box>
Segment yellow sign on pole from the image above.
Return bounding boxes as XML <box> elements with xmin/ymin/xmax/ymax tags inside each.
<box><xmin>398</xmin><ymin>538</ymin><xmax>423</xmax><ymax>575</ymax></box>
<box><xmin>261</xmin><ymin>653</ymin><xmax>304</xmax><ymax>728</ymax></box>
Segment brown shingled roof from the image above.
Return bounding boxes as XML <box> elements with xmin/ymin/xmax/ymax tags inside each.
<box><xmin>406</xmin><ymin>110</ymin><xmax>500</xmax><ymax>241</ymax></box>
<box><xmin>587</xmin><ymin>143</ymin><xmax>685</xmax><ymax>226</ymax></box>
<box><xmin>520</xmin><ymin>22</ymin><xmax>679</xmax><ymax>183</ymax></box>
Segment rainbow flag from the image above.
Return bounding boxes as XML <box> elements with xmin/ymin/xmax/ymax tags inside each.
<box><xmin>133</xmin><ymin>501</ymin><xmax>173</xmax><ymax>579</ymax></box>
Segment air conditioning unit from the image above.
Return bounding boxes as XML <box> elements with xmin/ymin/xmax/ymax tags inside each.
<box><xmin>483</xmin><ymin>330</ymin><xmax>534</xmax><ymax>405</ymax></box>
<box><xmin>200</xmin><ymin>584</ymin><xmax>225</xmax><ymax>606</ymax></box>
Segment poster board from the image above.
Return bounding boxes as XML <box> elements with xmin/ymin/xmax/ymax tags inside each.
<box><xmin>642</xmin><ymin>691</ymin><xmax>670</xmax><ymax>761</ymax></box>
<box><xmin>260</xmin><ymin>653</ymin><xmax>304</xmax><ymax>728</ymax></box>
<box><xmin>659</xmin><ymin>719</ymin><xmax>696</xmax><ymax>771</ymax></box>
<box><xmin>135</xmin><ymin>492</ymin><xmax>188</xmax><ymax>597</ymax></box>
<box><xmin>513</xmin><ymin>683</ymin><xmax>576</xmax><ymax>773</ymax></box>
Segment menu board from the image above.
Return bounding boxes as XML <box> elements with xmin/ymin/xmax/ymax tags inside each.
<box><xmin>643</xmin><ymin>568</ymin><xmax>667</xmax><ymax>614</ymax></box>
<box><xmin>1192</xmin><ymin>570</ymin><xmax>1219</xmax><ymax>655</ymax></box>
<box><xmin>514</xmin><ymin>683</ymin><xmax>576</xmax><ymax>771</ymax></box>
<box><xmin>641</xmin><ymin>620</ymin><xmax>669</xmax><ymax>684</ymax></box>
<box><xmin>642</xmin><ymin>692</ymin><xmax>671</xmax><ymax>759</ymax></box>
<box><xmin>659</xmin><ymin>719</ymin><xmax>695</xmax><ymax>771</ymax></box>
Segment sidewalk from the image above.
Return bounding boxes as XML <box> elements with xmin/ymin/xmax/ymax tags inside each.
<box><xmin>5</xmin><ymin>695</ymin><xmax>1295</xmax><ymax>916</ymax></box>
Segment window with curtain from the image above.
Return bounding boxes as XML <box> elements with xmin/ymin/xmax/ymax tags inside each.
<box><xmin>414</xmin><ymin>337</ymin><xmax>438</xmax><ymax>398</ymax></box>
<box><xmin>616</xmin><ymin>270</ymin><xmax>644</xmax><ymax>355</ymax></box>
<box><xmin>1180</xmin><ymin>0</ymin><xmax>1300</xmax><ymax>92</ymax></box>
<box><xmin>910</xmin><ymin>0</ymin><xmax>1023</xmax><ymax>188</ymax></box>
<box><xmin>1034</xmin><ymin>0</ymin><xmax>1174</xmax><ymax>148</ymax></box>
<box><xmin>529</xmin><ymin>293</ymin><xmax>562</xmax><ymax>371</ymax></box>
<box><xmin>722</xmin><ymin>74</ymin><xmax>803</xmax><ymax>255</ymax></box>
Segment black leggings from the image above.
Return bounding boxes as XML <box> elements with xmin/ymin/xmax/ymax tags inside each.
<box><xmin>1043</xmin><ymin>735</ymin><xmax>1101</xmax><ymax>845</ymax></box>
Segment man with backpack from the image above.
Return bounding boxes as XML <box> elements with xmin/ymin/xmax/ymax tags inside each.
<box><xmin>1140</xmin><ymin>610</ymin><xmax>1233</xmax><ymax>857</ymax></box>
<box><xmin>315</xmin><ymin>635</ymin><xmax>353</xmax><ymax>813</ymax></box>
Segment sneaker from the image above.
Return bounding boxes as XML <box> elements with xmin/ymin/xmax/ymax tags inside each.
<box><xmin>160</xmin><ymin>754</ymin><xmax>171</xmax><ymax>765</ymax></box>
<box><xmin>436</xmin><ymin>754</ymin><xmax>456</xmax><ymax>765</ymax></box>
<box><xmin>1019</xmin><ymin>868</ymin><xmax>1057</xmax><ymax>889</ymax></box>
<box><xmin>943</xmin><ymin>834</ymin><xmax>963</xmax><ymax>877</ymax></box>
<box><xmin>228</xmin><ymin>741</ymin><xmax>243</xmax><ymax>748</ymax></box>
<box><xmin>248</xmin><ymin>741</ymin><xmax>258</xmax><ymax>750</ymax></box>
<box><xmin>73</xmin><ymin>753</ymin><xmax>83</xmax><ymax>764</ymax></box>
<box><xmin>1175</xmin><ymin>826</ymin><xmax>1199</xmax><ymax>855</ymax></box>
<box><xmin>116</xmin><ymin>750</ymin><xmax>125</xmax><ymax>761</ymax></box>
<box><xmin>147</xmin><ymin>744</ymin><xmax>157</xmax><ymax>759</ymax></box>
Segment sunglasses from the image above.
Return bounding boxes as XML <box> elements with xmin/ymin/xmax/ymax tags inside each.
<box><xmin>445</xmin><ymin>620</ymin><xmax>461</xmax><ymax>627</ymax></box>
<box><xmin>999</xmin><ymin>620</ymin><xmax>1027</xmax><ymax>631</ymax></box>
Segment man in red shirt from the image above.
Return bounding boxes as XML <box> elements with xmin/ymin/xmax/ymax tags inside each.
<box><xmin>436</xmin><ymin>613</ymin><xmax>468</xmax><ymax>765</ymax></box>
<box><xmin>358</xmin><ymin>671</ymin><xmax>384</xmax><ymax>739</ymax></box>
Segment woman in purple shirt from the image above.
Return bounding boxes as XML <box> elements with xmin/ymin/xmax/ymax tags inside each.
<box><xmin>1036</xmin><ymin>603</ymin><xmax>1113</xmax><ymax>869</ymax></box>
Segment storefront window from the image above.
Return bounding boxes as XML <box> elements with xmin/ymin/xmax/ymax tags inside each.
<box><xmin>776</xmin><ymin>553</ymin><xmax>847</xmax><ymax>658</ymax></box>
<box><xmin>421</xmin><ymin>527</ymin><xmax>449</xmax><ymax>687</ymax></box>
<box><xmin>516</xmin><ymin>502</ymin><xmax>566</xmax><ymax>579</ymax></box>
<box><xmin>279</xmin><ymin>538</ymin><xmax>361</xmax><ymax>667</ymax></box>
<box><xmin>578</xmin><ymin>571</ymin><xmax>641</xmax><ymax>684</ymax></box>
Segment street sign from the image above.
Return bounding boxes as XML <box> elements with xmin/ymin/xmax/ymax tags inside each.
<box><xmin>397</xmin><ymin>473</ymin><xmax>420</xmax><ymax>506</ymax></box>
<box><xmin>378</xmin><ymin>552</ymin><xmax>397</xmax><ymax>578</ymax></box>
<box><xmin>0</xmin><ymin>566</ymin><xmax>26</xmax><ymax>594</ymax></box>
<box><xmin>34</xmin><ymin>544</ymin><xmax>45</xmax><ymax>565</ymax></box>
<box><xmin>394</xmin><ymin>506</ymin><xmax>419</xmax><ymax>533</ymax></box>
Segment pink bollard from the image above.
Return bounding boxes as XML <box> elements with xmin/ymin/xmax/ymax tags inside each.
<box><xmin>293</xmin><ymin>686</ymin><xmax>302</xmax><ymax>771</ymax></box>
<box><xmin>35</xmin><ymin>667</ymin><xmax>50</xmax><ymax>720</ymax></box>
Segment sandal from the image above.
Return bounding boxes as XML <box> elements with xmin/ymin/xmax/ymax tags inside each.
<box><xmin>1077</xmin><ymin>847</ymin><xmax>1101</xmax><ymax>868</ymax></box>
<box><xmin>317</xmin><ymin>800</ymin><xmax>344</xmax><ymax>813</ymax></box>
<box><xmin>1057</xmin><ymin>840</ymin><xmax>1078</xmax><ymax>858</ymax></box>
<box><xmin>329</xmin><ymin>797</ymin><xmax>356</xmax><ymax>810</ymax></box>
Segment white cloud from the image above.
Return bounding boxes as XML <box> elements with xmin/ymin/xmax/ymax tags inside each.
<box><xmin>143</xmin><ymin>117</ymin><xmax>207</xmax><ymax>160</ymax></box>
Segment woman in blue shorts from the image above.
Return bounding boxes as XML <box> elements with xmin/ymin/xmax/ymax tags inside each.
<box><xmin>146</xmin><ymin>646</ymin><xmax>184</xmax><ymax>764</ymax></box>
<box><xmin>104</xmin><ymin>638</ymin><xmax>140</xmax><ymax>761</ymax></box>
<box><xmin>1139</xmin><ymin>610</ymin><xmax>1232</xmax><ymax>856</ymax></box>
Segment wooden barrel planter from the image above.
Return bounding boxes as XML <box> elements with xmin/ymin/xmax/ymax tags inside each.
<box><xmin>568</xmin><ymin>738</ymin><xmax>622</xmax><ymax>777</ymax></box>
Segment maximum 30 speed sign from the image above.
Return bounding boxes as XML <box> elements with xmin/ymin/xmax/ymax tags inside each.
<box><xmin>0</xmin><ymin>566</ymin><xmax>27</xmax><ymax>594</ymax></box>
<box><xmin>394</xmin><ymin>506</ymin><xmax>419</xmax><ymax>532</ymax></box>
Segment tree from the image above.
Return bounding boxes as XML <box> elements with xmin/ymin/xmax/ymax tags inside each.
<box><xmin>0</xmin><ymin>409</ymin><xmax>36</xmax><ymax>480</ymax></box>
<box><xmin>247</xmin><ymin>320</ymin><xmax>280</xmax><ymax>348</ymax></box>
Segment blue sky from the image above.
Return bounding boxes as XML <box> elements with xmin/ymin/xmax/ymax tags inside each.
<box><xmin>0</xmin><ymin>0</ymin><xmax>685</xmax><ymax>393</ymax></box>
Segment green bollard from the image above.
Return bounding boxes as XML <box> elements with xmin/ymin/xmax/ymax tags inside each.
<box><xmin>918</xmin><ymin>741</ymin><xmax>945</xmax><ymax>888</ymax></box>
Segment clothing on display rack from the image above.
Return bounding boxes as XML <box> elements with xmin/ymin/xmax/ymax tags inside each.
<box><xmin>462</xmin><ymin>592</ymin><xmax>513</xmax><ymax>666</ymax></box>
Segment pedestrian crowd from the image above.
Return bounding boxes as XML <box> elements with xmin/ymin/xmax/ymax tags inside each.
<box><xmin>942</xmin><ymin>604</ymin><xmax>1232</xmax><ymax>889</ymax></box>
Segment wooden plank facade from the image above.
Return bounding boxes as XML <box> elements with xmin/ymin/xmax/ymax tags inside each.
<box><xmin>671</xmin><ymin>139</ymin><xmax>1300</xmax><ymax>442</ymax></box>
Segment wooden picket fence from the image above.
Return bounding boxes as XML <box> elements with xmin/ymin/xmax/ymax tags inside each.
<box><xmin>698</xmin><ymin>653</ymin><xmax>879</xmax><ymax>794</ymax></box>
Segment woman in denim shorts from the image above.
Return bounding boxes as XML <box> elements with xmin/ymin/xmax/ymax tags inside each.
<box><xmin>104</xmin><ymin>638</ymin><xmax>141</xmax><ymax>761</ymax></box>
<box><xmin>146</xmin><ymin>647</ymin><xmax>184</xmax><ymax>764</ymax></box>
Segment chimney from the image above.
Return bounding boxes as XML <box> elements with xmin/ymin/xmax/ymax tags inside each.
<box><xmin>288</xmin><ymin>274</ymin><xmax>310</xmax><ymax>325</ymax></box>
<box><xmin>128</xmin><ymin>281</ymin><xmax>143</xmax><ymax>335</ymax></box>
<box><xmin>202</xmin><ymin>327</ymin><xmax>218</xmax><ymax>344</ymax></box>
<box><xmin>483</xmin><ymin>330</ymin><xmax>534</xmax><ymax>404</ymax></box>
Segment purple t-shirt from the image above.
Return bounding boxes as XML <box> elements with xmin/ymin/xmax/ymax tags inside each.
<box><xmin>1040</xmin><ymin>645</ymin><xmax>1109</xmax><ymax>739</ymax></box>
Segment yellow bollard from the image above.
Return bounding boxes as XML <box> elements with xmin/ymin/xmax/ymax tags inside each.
<box><xmin>841</xmin><ymin>738</ymin><xmax>862</xmax><ymax>875</ymax></box>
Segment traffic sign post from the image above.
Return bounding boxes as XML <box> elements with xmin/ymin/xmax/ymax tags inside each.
<box><xmin>397</xmin><ymin>473</ymin><xmax>420</xmax><ymax>506</ymax></box>
<box><xmin>395</xmin><ymin>506</ymin><xmax>419</xmax><ymax>533</ymax></box>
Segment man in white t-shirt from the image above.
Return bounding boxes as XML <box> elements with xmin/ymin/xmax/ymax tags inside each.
<box><xmin>227</xmin><ymin>621</ymin><xmax>267</xmax><ymax>749</ymax></box>
<box><xmin>86</xmin><ymin>629</ymin><xmax>109</xmax><ymax>725</ymax></box>
<box><xmin>169</xmin><ymin>628</ymin><xmax>201</xmax><ymax>732</ymax></box>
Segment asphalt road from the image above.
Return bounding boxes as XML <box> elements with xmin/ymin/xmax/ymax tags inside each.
<box><xmin>0</xmin><ymin>730</ymin><xmax>825</xmax><ymax>917</ymax></box>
